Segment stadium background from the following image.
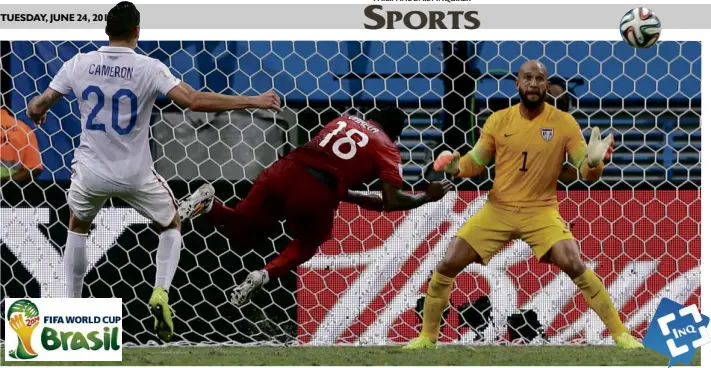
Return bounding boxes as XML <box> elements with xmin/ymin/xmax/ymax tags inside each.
<box><xmin>0</xmin><ymin>40</ymin><xmax>701</xmax><ymax>346</ymax></box>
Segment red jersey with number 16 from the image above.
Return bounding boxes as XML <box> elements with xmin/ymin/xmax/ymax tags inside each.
<box><xmin>284</xmin><ymin>115</ymin><xmax>404</xmax><ymax>198</ymax></box>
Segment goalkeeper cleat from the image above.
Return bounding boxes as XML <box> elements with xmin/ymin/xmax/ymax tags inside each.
<box><xmin>230</xmin><ymin>270</ymin><xmax>269</xmax><ymax>306</ymax></box>
<box><xmin>613</xmin><ymin>332</ymin><xmax>644</xmax><ymax>349</ymax></box>
<box><xmin>178</xmin><ymin>183</ymin><xmax>215</xmax><ymax>221</ymax></box>
<box><xmin>149</xmin><ymin>287</ymin><xmax>174</xmax><ymax>343</ymax></box>
<box><xmin>403</xmin><ymin>336</ymin><xmax>437</xmax><ymax>350</ymax></box>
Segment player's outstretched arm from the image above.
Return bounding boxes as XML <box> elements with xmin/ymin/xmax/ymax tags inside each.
<box><xmin>434</xmin><ymin>114</ymin><xmax>496</xmax><ymax>178</ymax></box>
<box><xmin>165</xmin><ymin>82</ymin><xmax>281</xmax><ymax>113</ymax></box>
<box><xmin>379</xmin><ymin>181</ymin><xmax>452</xmax><ymax>212</ymax></box>
<box><xmin>345</xmin><ymin>191</ymin><xmax>384</xmax><ymax>211</ymax></box>
<box><xmin>568</xmin><ymin>126</ymin><xmax>614</xmax><ymax>182</ymax></box>
<box><xmin>433</xmin><ymin>147</ymin><xmax>492</xmax><ymax>178</ymax></box>
<box><xmin>557</xmin><ymin>163</ymin><xmax>579</xmax><ymax>183</ymax></box>
<box><xmin>27</xmin><ymin>88</ymin><xmax>64</xmax><ymax>125</ymax></box>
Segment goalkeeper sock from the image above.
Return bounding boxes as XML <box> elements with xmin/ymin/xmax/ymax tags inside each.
<box><xmin>572</xmin><ymin>269</ymin><xmax>628</xmax><ymax>337</ymax></box>
<box><xmin>264</xmin><ymin>240</ymin><xmax>319</xmax><ymax>280</ymax></box>
<box><xmin>64</xmin><ymin>231</ymin><xmax>88</xmax><ymax>298</ymax></box>
<box><xmin>420</xmin><ymin>271</ymin><xmax>455</xmax><ymax>342</ymax></box>
<box><xmin>155</xmin><ymin>229</ymin><xmax>182</xmax><ymax>292</ymax></box>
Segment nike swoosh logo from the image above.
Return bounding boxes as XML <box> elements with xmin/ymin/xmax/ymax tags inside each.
<box><xmin>504</xmin><ymin>133</ymin><xmax>514</xmax><ymax>137</ymax></box>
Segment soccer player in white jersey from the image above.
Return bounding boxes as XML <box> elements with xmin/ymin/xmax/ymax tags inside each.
<box><xmin>26</xmin><ymin>1</ymin><xmax>280</xmax><ymax>343</ymax></box>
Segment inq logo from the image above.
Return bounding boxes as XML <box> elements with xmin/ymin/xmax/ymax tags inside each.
<box><xmin>363</xmin><ymin>5</ymin><xmax>481</xmax><ymax>30</ymax></box>
<box><xmin>670</xmin><ymin>325</ymin><xmax>698</xmax><ymax>340</ymax></box>
<box><xmin>643</xmin><ymin>297</ymin><xmax>711</xmax><ymax>367</ymax></box>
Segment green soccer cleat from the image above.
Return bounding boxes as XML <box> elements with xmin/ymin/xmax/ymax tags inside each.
<box><xmin>149</xmin><ymin>287</ymin><xmax>174</xmax><ymax>343</ymax></box>
<box><xmin>613</xmin><ymin>332</ymin><xmax>644</xmax><ymax>349</ymax></box>
<box><xmin>403</xmin><ymin>336</ymin><xmax>437</xmax><ymax>350</ymax></box>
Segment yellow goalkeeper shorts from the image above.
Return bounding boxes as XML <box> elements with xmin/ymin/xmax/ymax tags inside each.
<box><xmin>455</xmin><ymin>200</ymin><xmax>575</xmax><ymax>265</ymax></box>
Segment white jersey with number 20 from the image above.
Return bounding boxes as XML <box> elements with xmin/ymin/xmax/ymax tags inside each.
<box><xmin>49</xmin><ymin>45</ymin><xmax>181</xmax><ymax>187</ymax></box>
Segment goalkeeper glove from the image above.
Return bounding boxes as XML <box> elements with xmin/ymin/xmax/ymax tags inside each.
<box><xmin>434</xmin><ymin>150</ymin><xmax>461</xmax><ymax>175</ymax></box>
<box><xmin>586</xmin><ymin>127</ymin><xmax>614</xmax><ymax>166</ymax></box>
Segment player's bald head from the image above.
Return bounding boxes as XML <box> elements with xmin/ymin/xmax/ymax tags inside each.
<box><xmin>516</xmin><ymin>60</ymin><xmax>550</xmax><ymax>109</ymax></box>
<box><xmin>518</xmin><ymin>60</ymin><xmax>548</xmax><ymax>79</ymax></box>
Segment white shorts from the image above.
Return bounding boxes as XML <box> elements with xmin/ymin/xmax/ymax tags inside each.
<box><xmin>67</xmin><ymin>163</ymin><xmax>178</xmax><ymax>228</ymax></box>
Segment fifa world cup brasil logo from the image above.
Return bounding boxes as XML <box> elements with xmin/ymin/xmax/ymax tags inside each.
<box><xmin>7</xmin><ymin>299</ymin><xmax>40</xmax><ymax>360</ymax></box>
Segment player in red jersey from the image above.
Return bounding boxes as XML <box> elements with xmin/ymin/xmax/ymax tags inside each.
<box><xmin>178</xmin><ymin>107</ymin><xmax>453</xmax><ymax>306</ymax></box>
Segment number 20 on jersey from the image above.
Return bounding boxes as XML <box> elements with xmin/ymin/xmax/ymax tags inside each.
<box><xmin>82</xmin><ymin>85</ymin><xmax>138</xmax><ymax>135</ymax></box>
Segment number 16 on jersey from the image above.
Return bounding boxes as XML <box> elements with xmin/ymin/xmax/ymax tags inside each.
<box><xmin>319</xmin><ymin>121</ymin><xmax>370</xmax><ymax>160</ymax></box>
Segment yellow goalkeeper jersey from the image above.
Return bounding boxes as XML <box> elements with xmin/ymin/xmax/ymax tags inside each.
<box><xmin>470</xmin><ymin>102</ymin><xmax>600</xmax><ymax>208</ymax></box>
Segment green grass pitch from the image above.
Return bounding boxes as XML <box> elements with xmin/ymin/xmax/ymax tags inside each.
<box><xmin>1</xmin><ymin>346</ymin><xmax>702</xmax><ymax>366</ymax></box>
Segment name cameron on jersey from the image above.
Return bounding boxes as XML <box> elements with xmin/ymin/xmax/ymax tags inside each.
<box><xmin>88</xmin><ymin>64</ymin><xmax>134</xmax><ymax>79</ymax></box>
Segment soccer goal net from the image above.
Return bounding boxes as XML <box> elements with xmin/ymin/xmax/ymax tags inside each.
<box><xmin>0</xmin><ymin>40</ymin><xmax>700</xmax><ymax>347</ymax></box>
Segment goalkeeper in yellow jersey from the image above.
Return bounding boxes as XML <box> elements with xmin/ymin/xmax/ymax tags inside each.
<box><xmin>405</xmin><ymin>60</ymin><xmax>643</xmax><ymax>350</ymax></box>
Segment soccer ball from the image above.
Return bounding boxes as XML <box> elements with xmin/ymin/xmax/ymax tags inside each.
<box><xmin>619</xmin><ymin>7</ymin><xmax>662</xmax><ymax>48</ymax></box>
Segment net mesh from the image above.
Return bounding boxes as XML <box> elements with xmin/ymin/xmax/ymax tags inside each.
<box><xmin>0</xmin><ymin>40</ymin><xmax>701</xmax><ymax>347</ymax></box>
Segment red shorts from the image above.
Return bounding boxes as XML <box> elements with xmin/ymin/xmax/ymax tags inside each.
<box><xmin>213</xmin><ymin>159</ymin><xmax>340</xmax><ymax>245</ymax></box>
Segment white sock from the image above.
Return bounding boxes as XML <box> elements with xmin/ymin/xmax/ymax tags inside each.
<box><xmin>155</xmin><ymin>229</ymin><xmax>182</xmax><ymax>292</ymax></box>
<box><xmin>64</xmin><ymin>231</ymin><xmax>88</xmax><ymax>298</ymax></box>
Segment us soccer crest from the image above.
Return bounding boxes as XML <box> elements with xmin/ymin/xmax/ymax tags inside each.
<box><xmin>541</xmin><ymin>128</ymin><xmax>554</xmax><ymax>141</ymax></box>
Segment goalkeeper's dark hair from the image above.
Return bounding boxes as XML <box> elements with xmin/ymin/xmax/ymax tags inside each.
<box><xmin>105</xmin><ymin>1</ymin><xmax>140</xmax><ymax>40</ymax></box>
<box><xmin>366</xmin><ymin>107</ymin><xmax>408</xmax><ymax>141</ymax></box>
